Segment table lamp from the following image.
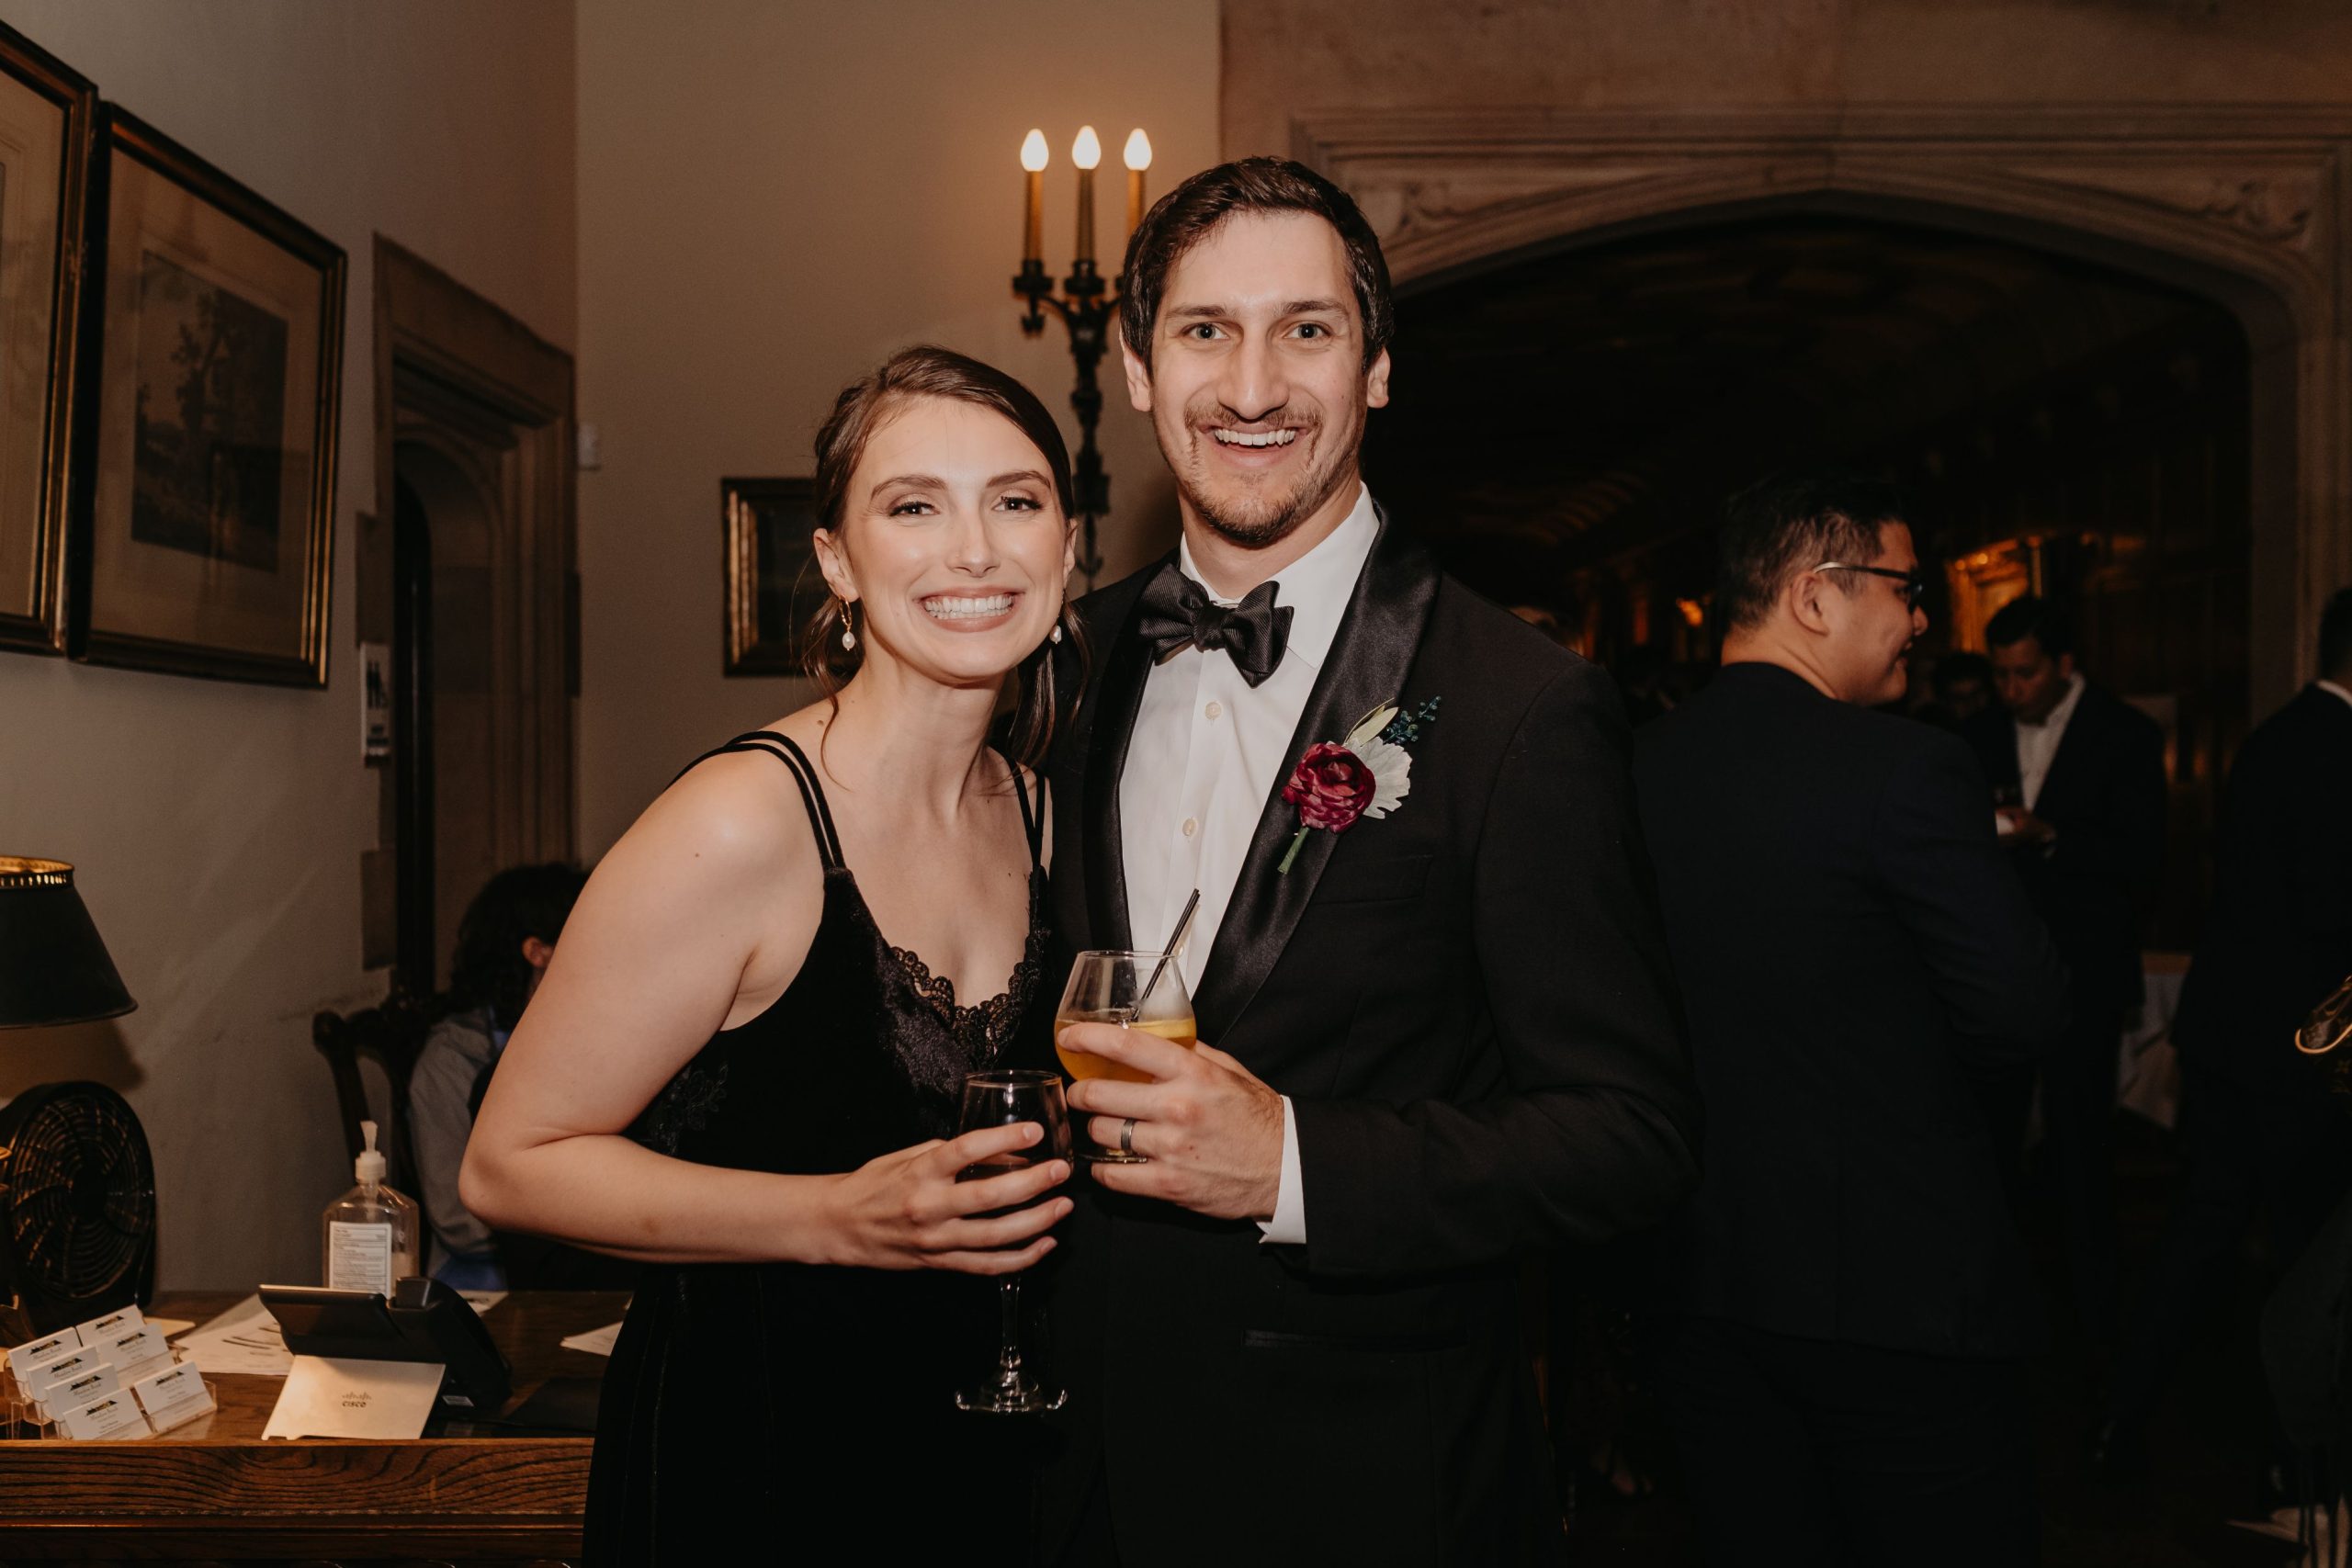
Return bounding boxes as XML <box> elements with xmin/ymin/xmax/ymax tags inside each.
<box><xmin>0</xmin><ymin>858</ymin><xmax>134</xmax><ymax>1028</ymax></box>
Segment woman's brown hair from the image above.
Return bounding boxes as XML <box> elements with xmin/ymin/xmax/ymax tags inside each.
<box><xmin>802</xmin><ymin>344</ymin><xmax>1084</xmax><ymax>774</ymax></box>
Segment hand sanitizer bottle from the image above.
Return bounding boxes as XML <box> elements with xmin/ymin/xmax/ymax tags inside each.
<box><xmin>322</xmin><ymin>1120</ymin><xmax>419</xmax><ymax>1297</ymax></box>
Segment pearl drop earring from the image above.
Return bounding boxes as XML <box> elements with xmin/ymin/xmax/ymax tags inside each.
<box><xmin>1049</xmin><ymin>622</ymin><xmax>1063</xmax><ymax>645</ymax></box>
<box><xmin>839</xmin><ymin>602</ymin><xmax>856</xmax><ymax>652</ymax></box>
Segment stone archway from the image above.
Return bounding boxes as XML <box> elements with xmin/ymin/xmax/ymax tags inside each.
<box><xmin>1294</xmin><ymin>106</ymin><xmax>2352</xmax><ymax>706</ymax></box>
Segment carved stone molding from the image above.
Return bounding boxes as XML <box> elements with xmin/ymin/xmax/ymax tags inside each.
<box><xmin>1292</xmin><ymin>104</ymin><xmax>2352</xmax><ymax>698</ymax></box>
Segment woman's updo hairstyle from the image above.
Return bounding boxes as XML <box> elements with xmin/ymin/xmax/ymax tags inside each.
<box><xmin>802</xmin><ymin>345</ymin><xmax>1083</xmax><ymax>773</ymax></box>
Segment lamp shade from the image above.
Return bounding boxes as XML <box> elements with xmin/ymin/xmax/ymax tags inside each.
<box><xmin>0</xmin><ymin>859</ymin><xmax>134</xmax><ymax>1028</ymax></box>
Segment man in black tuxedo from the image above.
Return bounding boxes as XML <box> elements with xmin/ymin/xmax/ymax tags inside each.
<box><xmin>1035</xmin><ymin>158</ymin><xmax>1700</xmax><ymax>1566</ymax></box>
<box><xmin>1965</xmin><ymin>595</ymin><xmax>2167</xmax><ymax>1342</ymax></box>
<box><xmin>2097</xmin><ymin>587</ymin><xmax>2352</xmax><ymax>1474</ymax></box>
<box><xmin>1634</xmin><ymin>476</ymin><xmax>2070</xmax><ymax>1565</ymax></box>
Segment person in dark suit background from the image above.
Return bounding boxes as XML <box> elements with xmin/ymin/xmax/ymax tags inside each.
<box><xmin>1965</xmin><ymin>596</ymin><xmax>2168</xmax><ymax>1347</ymax></box>
<box><xmin>1636</xmin><ymin>475</ymin><xmax>2071</xmax><ymax>1566</ymax></box>
<box><xmin>2095</xmin><ymin>587</ymin><xmax>2352</xmax><ymax>1480</ymax></box>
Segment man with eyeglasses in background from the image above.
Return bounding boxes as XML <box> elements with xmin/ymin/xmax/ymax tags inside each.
<box><xmin>1965</xmin><ymin>594</ymin><xmax>2168</xmax><ymax>1362</ymax></box>
<box><xmin>1634</xmin><ymin>473</ymin><xmax>2069</xmax><ymax>1565</ymax></box>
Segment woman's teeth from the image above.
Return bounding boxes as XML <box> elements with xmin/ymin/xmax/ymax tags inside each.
<box><xmin>1212</xmin><ymin>428</ymin><xmax>1298</xmax><ymax>448</ymax></box>
<box><xmin>922</xmin><ymin>593</ymin><xmax>1015</xmax><ymax>620</ymax></box>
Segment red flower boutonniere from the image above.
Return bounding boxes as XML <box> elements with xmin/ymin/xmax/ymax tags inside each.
<box><xmin>1276</xmin><ymin>695</ymin><xmax>1441</xmax><ymax>874</ymax></box>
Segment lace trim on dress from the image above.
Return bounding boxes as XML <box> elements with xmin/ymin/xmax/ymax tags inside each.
<box><xmin>885</xmin><ymin>876</ymin><xmax>1050</xmax><ymax>1064</ymax></box>
<box><xmin>637</xmin><ymin>1058</ymin><xmax>731</xmax><ymax>1156</ymax></box>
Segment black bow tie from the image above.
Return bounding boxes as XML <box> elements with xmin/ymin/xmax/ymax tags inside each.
<box><xmin>1135</xmin><ymin>561</ymin><xmax>1294</xmax><ymax>688</ymax></box>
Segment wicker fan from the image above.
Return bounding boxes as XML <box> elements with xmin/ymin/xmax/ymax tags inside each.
<box><xmin>0</xmin><ymin>1081</ymin><xmax>156</xmax><ymax>1334</ymax></box>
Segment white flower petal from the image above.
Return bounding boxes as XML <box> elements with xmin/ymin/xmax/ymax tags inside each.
<box><xmin>1354</xmin><ymin>735</ymin><xmax>1413</xmax><ymax>819</ymax></box>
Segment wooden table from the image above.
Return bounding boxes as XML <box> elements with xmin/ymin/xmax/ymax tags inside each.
<box><xmin>0</xmin><ymin>1289</ymin><xmax>625</xmax><ymax>1564</ymax></box>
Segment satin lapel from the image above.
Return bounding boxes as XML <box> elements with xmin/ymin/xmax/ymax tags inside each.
<box><xmin>1189</xmin><ymin>515</ymin><xmax>1442</xmax><ymax>1041</ymax></box>
<box><xmin>1080</xmin><ymin>581</ymin><xmax>1158</xmax><ymax>953</ymax></box>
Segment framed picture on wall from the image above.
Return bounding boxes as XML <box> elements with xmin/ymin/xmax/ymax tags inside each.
<box><xmin>722</xmin><ymin>476</ymin><xmax>827</xmax><ymax>677</ymax></box>
<box><xmin>71</xmin><ymin>107</ymin><xmax>345</xmax><ymax>684</ymax></box>
<box><xmin>0</xmin><ymin>24</ymin><xmax>94</xmax><ymax>657</ymax></box>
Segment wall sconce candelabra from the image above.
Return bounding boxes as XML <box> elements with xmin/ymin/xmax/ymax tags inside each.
<box><xmin>1015</xmin><ymin>124</ymin><xmax>1150</xmax><ymax>581</ymax></box>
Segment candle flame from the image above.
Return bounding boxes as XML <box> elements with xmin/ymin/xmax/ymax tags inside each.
<box><xmin>1020</xmin><ymin>129</ymin><xmax>1048</xmax><ymax>172</ymax></box>
<box><xmin>1072</xmin><ymin>125</ymin><xmax>1102</xmax><ymax>171</ymax></box>
<box><xmin>1124</xmin><ymin>129</ymin><xmax>1152</xmax><ymax>171</ymax></box>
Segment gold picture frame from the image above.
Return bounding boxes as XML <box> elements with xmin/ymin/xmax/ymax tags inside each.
<box><xmin>0</xmin><ymin>23</ymin><xmax>94</xmax><ymax>657</ymax></box>
<box><xmin>722</xmin><ymin>476</ymin><xmax>823</xmax><ymax>677</ymax></box>
<box><xmin>72</xmin><ymin>107</ymin><xmax>345</xmax><ymax>684</ymax></box>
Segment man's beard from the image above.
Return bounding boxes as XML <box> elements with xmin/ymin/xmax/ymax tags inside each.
<box><xmin>1166</xmin><ymin>401</ymin><xmax>1361</xmax><ymax>550</ymax></box>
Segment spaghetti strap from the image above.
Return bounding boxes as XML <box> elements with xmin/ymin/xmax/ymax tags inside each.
<box><xmin>673</xmin><ymin>729</ymin><xmax>844</xmax><ymax>871</ymax></box>
<box><xmin>999</xmin><ymin>749</ymin><xmax>1045</xmax><ymax>870</ymax></box>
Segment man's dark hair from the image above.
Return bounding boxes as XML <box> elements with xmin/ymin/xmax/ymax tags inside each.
<box><xmin>1932</xmin><ymin>650</ymin><xmax>1994</xmax><ymax>696</ymax></box>
<box><xmin>2321</xmin><ymin>587</ymin><xmax>2352</xmax><ymax>680</ymax></box>
<box><xmin>1118</xmin><ymin>156</ymin><xmax>1395</xmax><ymax>369</ymax></box>
<box><xmin>1984</xmin><ymin>594</ymin><xmax>2075</xmax><ymax>660</ymax></box>
<box><xmin>1715</xmin><ymin>473</ymin><xmax>1907</xmax><ymax>633</ymax></box>
<box><xmin>444</xmin><ymin>863</ymin><xmax>589</xmax><ymax>1031</ymax></box>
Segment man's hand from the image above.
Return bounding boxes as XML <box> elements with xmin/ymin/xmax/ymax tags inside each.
<box><xmin>1996</xmin><ymin>807</ymin><xmax>2057</xmax><ymax>848</ymax></box>
<box><xmin>1059</xmin><ymin>1023</ymin><xmax>1283</xmax><ymax>1221</ymax></box>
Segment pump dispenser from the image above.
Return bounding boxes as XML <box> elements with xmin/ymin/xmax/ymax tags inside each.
<box><xmin>322</xmin><ymin>1119</ymin><xmax>419</xmax><ymax>1296</ymax></box>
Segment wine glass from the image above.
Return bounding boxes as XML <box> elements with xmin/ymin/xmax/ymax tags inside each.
<box><xmin>2297</xmin><ymin>972</ymin><xmax>2352</xmax><ymax>1099</ymax></box>
<box><xmin>954</xmin><ymin>1069</ymin><xmax>1070</xmax><ymax>1415</ymax></box>
<box><xmin>1053</xmin><ymin>950</ymin><xmax>1198</xmax><ymax>1164</ymax></box>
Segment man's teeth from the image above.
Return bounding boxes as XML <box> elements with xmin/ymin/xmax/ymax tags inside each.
<box><xmin>922</xmin><ymin>594</ymin><xmax>1014</xmax><ymax>619</ymax></box>
<box><xmin>1212</xmin><ymin>428</ymin><xmax>1299</xmax><ymax>448</ymax></box>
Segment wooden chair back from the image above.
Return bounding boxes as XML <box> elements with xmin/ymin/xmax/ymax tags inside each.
<box><xmin>310</xmin><ymin>993</ymin><xmax>431</xmax><ymax>1198</ymax></box>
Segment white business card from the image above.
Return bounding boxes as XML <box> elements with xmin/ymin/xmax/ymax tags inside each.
<box><xmin>55</xmin><ymin>1387</ymin><xmax>148</xmax><ymax>1440</ymax></box>
<box><xmin>130</xmin><ymin>1359</ymin><xmax>214</xmax><ymax>1433</ymax></box>
<box><xmin>36</xmin><ymin>1363</ymin><xmax>119</xmax><ymax>1420</ymax></box>
<box><xmin>22</xmin><ymin>1346</ymin><xmax>107</xmax><ymax>1413</ymax></box>
<box><xmin>6</xmin><ymin>1330</ymin><xmax>80</xmax><ymax>1385</ymax></box>
<box><xmin>72</xmin><ymin>1305</ymin><xmax>143</xmax><ymax>1346</ymax></box>
<box><xmin>100</xmin><ymin>1325</ymin><xmax>169</xmax><ymax>1380</ymax></box>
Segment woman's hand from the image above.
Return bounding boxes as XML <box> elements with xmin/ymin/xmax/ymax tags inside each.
<box><xmin>822</xmin><ymin>1122</ymin><xmax>1072</xmax><ymax>1275</ymax></box>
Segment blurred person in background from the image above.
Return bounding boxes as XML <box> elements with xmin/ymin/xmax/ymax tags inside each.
<box><xmin>1965</xmin><ymin>595</ymin><xmax>2166</xmax><ymax>1350</ymax></box>
<box><xmin>412</xmin><ymin>862</ymin><xmax>588</xmax><ymax>1290</ymax></box>
<box><xmin>2095</xmin><ymin>587</ymin><xmax>2352</xmax><ymax>1487</ymax></box>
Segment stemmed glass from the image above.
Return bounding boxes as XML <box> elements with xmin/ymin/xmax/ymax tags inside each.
<box><xmin>1053</xmin><ymin>951</ymin><xmax>1198</xmax><ymax>1164</ymax></box>
<box><xmin>954</xmin><ymin>1069</ymin><xmax>1070</xmax><ymax>1415</ymax></box>
<box><xmin>2297</xmin><ymin>973</ymin><xmax>2352</xmax><ymax>1097</ymax></box>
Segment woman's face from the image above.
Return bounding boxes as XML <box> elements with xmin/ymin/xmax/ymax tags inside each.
<box><xmin>817</xmin><ymin>396</ymin><xmax>1074</xmax><ymax>692</ymax></box>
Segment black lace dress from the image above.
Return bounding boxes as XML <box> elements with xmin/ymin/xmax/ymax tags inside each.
<box><xmin>584</xmin><ymin>731</ymin><xmax>1052</xmax><ymax>1565</ymax></box>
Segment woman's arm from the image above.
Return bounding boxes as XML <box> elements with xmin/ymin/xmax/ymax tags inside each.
<box><xmin>460</xmin><ymin>752</ymin><xmax>1069</xmax><ymax>1270</ymax></box>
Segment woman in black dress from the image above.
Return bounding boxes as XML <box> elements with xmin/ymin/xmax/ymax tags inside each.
<box><xmin>463</xmin><ymin>346</ymin><xmax>1081</xmax><ymax>1562</ymax></box>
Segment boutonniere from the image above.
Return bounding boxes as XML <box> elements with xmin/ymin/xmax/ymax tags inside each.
<box><xmin>1276</xmin><ymin>696</ymin><xmax>1442</xmax><ymax>874</ymax></box>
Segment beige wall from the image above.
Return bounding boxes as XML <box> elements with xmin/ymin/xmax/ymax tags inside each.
<box><xmin>575</xmin><ymin>0</ymin><xmax>1221</xmax><ymax>855</ymax></box>
<box><xmin>0</xmin><ymin>0</ymin><xmax>575</xmax><ymax>1289</ymax></box>
<box><xmin>1224</xmin><ymin>0</ymin><xmax>2352</xmax><ymax>152</ymax></box>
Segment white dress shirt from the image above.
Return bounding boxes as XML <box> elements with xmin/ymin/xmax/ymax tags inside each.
<box><xmin>2015</xmin><ymin>671</ymin><xmax>2086</xmax><ymax>811</ymax></box>
<box><xmin>1120</xmin><ymin>485</ymin><xmax>1380</xmax><ymax>1247</ymax></box>
<box><xmin>2319</xmin><ymin>679</ymin><xmax>2352</xmax><ymax>713</ymax></box>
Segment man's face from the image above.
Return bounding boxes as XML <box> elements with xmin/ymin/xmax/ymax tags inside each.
<box><xmin>1123</xmin><ymin>211</ymin><xmax>1390</xmax><ymax>549</ymax></box>
<box><xmin>1991</xmin><ymin>635</ymin><xmax>2075</xmax><ymax>722</ymax></box>
<box><xmin>1822</xmin><ymin>522</ymin><xmax>1928</xmax><ymax>707</ymax></box>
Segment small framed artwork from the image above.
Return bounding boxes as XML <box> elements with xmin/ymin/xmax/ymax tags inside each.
<box><xmin>722</xmin><ymin>476</ymin><xmax>826</xmax><ymax>677</ymax></box>
<box><xmin>0</xmin><ymin>24</ymin><xmax>95</xmax><ymax>657</ymax></box>
<box><xmin>72</xmin><ymin>107</ymin><xmax>345</xmax><ymax>684</ymax></box>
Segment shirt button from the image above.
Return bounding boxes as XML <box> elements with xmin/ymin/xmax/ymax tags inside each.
<box><xmin>1204</xmin><ymin>701</ymin><xmax>1223</xmax><ymax>721</ymax></box>
<box><xmin>1182</xmin><ymin>818</ymin><xmax>1197</xmax><ymax>838</ymax></box>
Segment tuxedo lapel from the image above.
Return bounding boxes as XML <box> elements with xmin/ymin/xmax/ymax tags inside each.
<box><xmin>1080</xmin><ymin>573</ymin><xmax>1160</xmax><ymax>953</ymax></box>
<box><xmin>1189</xmin><ymin>515</ymin><xmax>1442</xmax><ymax>1040</ymax></box>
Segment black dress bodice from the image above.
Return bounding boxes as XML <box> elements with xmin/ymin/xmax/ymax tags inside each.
<box><xmin>584</xmin><ymin>731</ymin><xmax>1050</xmax><ymax>1565</ymax></box>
